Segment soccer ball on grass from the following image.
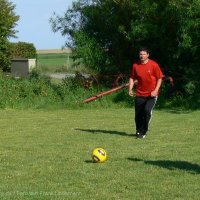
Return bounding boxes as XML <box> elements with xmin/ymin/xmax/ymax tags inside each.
<box><xmin>92</xmin><ymin>147</ymin><xmax>107</xmax><ymax>163</ymax></box>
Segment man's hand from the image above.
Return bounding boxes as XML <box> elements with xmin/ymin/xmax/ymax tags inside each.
<box><xmin>129</xmin><ymin>90</ymin><xmax>133</xmax><ymax>96</ymax></box>
<box><xmin>151</xmin><ymin>78</ymin><xmax>162</xmax><ymax>97</ymax></box>
<box><xmin>151</xmin><ymin>90</ymin><xmax>158</xmax><ymax>97</ymax></box>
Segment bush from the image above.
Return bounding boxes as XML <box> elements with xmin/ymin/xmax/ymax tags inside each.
<box><xmin>157</xmin><ymin>80</ymin><xmax>200</xmax><ymax>110</ymax></box>
<box><xmin>10</xmin><ymin>42</ymin><xmax>37</xmax><ymax>59</ymax></box>
<box><xmin>0</xmin><ymin>70</ymin><xmax>199</xmax><ymax>110</ymax></box>
<box><xmin>0</xmin><ymin>71</ymin><xmax>110</xmax><ymax>109</ymax></box>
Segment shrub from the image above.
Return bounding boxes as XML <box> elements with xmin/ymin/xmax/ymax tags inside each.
<box><xmin>0</xmin><ymin>70</ymin><xmax>199</xmax><ymax>110</ymax></box>
<box><xmin>10</xmin><ymin>42</ymin><xmax>37</xmax><ymax>59</ymax></box>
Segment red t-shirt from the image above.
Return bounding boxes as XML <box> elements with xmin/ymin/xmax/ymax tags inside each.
<box><xmin>130</xmin><ymin>59</ymin><xmax>163</xmax><ymax>97</ymax></box>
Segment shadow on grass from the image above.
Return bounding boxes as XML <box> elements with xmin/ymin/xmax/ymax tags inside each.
<box><xmin>75</xmin><ymin>128</ymin><xmax>134</xmax><ymax>137</ymax></box>
<box><xmin>127</xmin><ymin>158</ymin><xmax>200</xmax><ymax>174</ymax></box>
<box><xmin>85</xmin><ymin>160</ymin><xmax>94</xmax><ymax>164</ymax></box>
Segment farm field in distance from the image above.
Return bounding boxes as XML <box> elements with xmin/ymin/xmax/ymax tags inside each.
<box><xmin>36</xmin><ymin>48</ymin><xmax>87</xmax><ymax>74</ymax></box>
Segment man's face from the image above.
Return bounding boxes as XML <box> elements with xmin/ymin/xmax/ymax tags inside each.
<box><xmin>139</xmin><ymin>51</ymin><xmax>149</xmax><ymax>63</ymax></box>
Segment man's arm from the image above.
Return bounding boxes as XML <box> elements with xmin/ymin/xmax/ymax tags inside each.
<box><xmin>151</xmin><ymin>78</ymin><xmax>162</xmax><ymax>97</ymax></box>
<box><xmin>129</xmin><ymin>78</ymin><xmax>134</xmax><ymax>96</ymax></box>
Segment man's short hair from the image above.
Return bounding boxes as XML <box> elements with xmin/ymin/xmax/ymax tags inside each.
<box><xmin>139</xmin><ymin>47</ymin><xmax>149</xmax><ymax>54</ymax></box>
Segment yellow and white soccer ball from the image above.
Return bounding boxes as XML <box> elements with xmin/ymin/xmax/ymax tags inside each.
<box><xmin>92</xmin><ymin>147</ymin><xmax>107</xmax><ymax>163</ymax></box>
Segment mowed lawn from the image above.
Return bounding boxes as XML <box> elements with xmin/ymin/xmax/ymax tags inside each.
<box><xmin>0</xmin><ymin>108</ymin><xmax>199</xmax><ymax>200</ymax></box>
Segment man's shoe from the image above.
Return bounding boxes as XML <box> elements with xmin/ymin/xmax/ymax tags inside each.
<box><xmin>137</xmin><ymin>133</ymin><xmax>146</xmax><ymax>139</ymax></box>
<box><xmin>135</xmin><ymin>132</ymin><xmax>140</xmax><ymax>137</ymax></box>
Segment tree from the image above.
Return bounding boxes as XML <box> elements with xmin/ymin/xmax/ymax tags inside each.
<box><xmin>0</xmin><ymin>0</ymin><xmax>19</xmax><ymax>71</ymax></box>
<box><xmin>10</xmin><ymin>42</ymin><xmax>37</xmax><ymax>59</ymax></box>
<box><xmin>50</xmin><ymin>0</ymin><xmax>200</xmax><ymax>83</ymax></box>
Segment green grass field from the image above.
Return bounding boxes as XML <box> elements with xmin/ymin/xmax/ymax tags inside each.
<box><xmin>36</xmin><ymin>53</ymin><xmax>73</xmax><ymax>73</ymax></box>
<box><xmin>0</xmin><ymin>108</ymin><xmax>199</xmax><ymax>199</ymax></box>
<box><xmin>37</xmin><ymin>53</ymin><xmax>86</xmax><ymax>73</ymax></box>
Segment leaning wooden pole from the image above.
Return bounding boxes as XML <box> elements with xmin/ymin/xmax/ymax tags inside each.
<box><xmin>83</xmin><ymin>83</ymin><xmax>129</xmax><ymax>103</ymax></box>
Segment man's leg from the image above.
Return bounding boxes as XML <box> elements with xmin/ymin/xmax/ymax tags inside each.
<box><xmin>135</xmin><ymin>96</ymin><xmax>146</xmax><ymax>134</ymax></box>
<box><xmin>143</xmin><ymin>97</ymin><xmax>157</xmax><ymax>135</ymax></box>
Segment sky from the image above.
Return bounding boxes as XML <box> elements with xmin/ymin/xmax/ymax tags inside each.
<box><xmin>9</xmin><ymin>0</ymin><xmax>74</xmax><ymax>50</ymax></box>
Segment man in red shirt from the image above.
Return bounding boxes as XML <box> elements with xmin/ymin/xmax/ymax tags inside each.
<box><xmin>129</xmin><ymin>47</ymin><xmax>163</xmax><ymax>138</ymax></box>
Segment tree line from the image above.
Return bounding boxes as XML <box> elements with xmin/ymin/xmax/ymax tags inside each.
<box><xmin>0</xmin><ymin>0</ymin><xmax>200</xmax><ymax>106</ymax></box>
<box><xmin>0</xmin><ymin>0</ymin><xmax>36</xmax><ymax>71</ymax></box>
<box><xmin>50</xmin><ymin>0</ymin><xmax>200</xmax><ymax>97</ymax></box>
<box><xmin>0</xmin><ymin>0</ymin><xmax>19</xmax><ymax>71</ymax></box>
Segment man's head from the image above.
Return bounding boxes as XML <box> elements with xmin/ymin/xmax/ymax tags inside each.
<box><xmin>139</xmin><ymin>47</ymin><xmax>149</xmax><ymax>64</ymax></box>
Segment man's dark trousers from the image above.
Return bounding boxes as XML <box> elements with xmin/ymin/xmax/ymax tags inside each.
<box><xmin>135</xmin><ymin>96</ymin><xmax>157</xmax><ymax>135</ymax></box>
